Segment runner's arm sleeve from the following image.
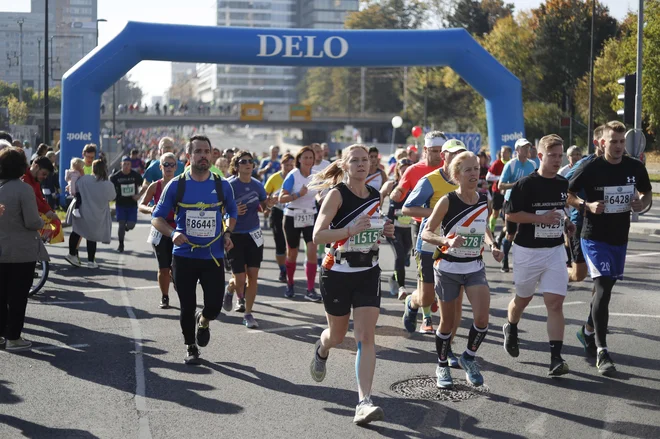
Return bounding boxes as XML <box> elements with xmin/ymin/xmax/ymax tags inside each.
<box><xmin>281</xmin><ymin>172</ymin><xmax>295</xmax><ymax>193</ymax></box>
<box><xmin>223</xmin><ymin>180</ymin><xmax>238</xmax><ymax>220</ymax></box>
<box><xmin>152</xmin><ymin>179</ymin><xmax>176</xmax><ymax>219</ymax></box>
<box><xmin>403</xmin><ymin>178</ymin><xmax>432</xmax><ymax>208</ymax></box>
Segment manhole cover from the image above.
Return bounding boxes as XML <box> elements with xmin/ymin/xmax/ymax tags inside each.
<box><xmin>390</xmin><ymin>375</ymin><xmax>490</xmax><ymax>402</ymax></box>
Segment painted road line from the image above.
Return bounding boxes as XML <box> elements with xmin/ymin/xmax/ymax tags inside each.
<box><xmin>523</xmin><ymin>301</ymin><xmax>584</xmax><ymax>310</ymax></box>
<box><xmin>31</xmin><ymin>301</ymin><xmax>92</xmax><ymax>305</ymax></box>
<box><xmin>245</xmin><ymin>324</ymin><xmax>325</xmax><ymax>334</ymax></box>
<box><xmin>610</xmin><ymin>312</ymin><xmax>660</xmax><ymax>319</ymax></box>
<box><xmin>627</xmin><ymin>252</ymin><xmax>660</xmax><ymax>259</ymax></box>
<box><xmin>82</xmin><ymin>285</ymin><xmax>159</xmax><ymax>294</ymax></box>
<box><xmin>32</xmin><ymin>343</ymin><xmax>90</xmax><ymax>351</ymax></box>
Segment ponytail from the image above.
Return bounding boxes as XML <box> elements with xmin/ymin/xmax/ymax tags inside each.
<box><xmin>308</xmin><ymin>144</ymin><xmax>369</xmax><ymax>192</ymax></box>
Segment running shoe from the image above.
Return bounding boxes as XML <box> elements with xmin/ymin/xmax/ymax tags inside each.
<box><xmin>195</xmin><ymin>310</ymin><xmax>210</xmax><ymax>347</ymax></box>
<box><xmin>431</xmin><ymin>294</ymin><xmax>439</xmax><ymax>314</ymax></box>
<box><xmin>597</xmin><ymin>350</ymin><xmax>617</xmax><ymax>377</ymax></box>
<box><xmin>305</xmin><ymin>289</ymin><xmax>322</xmax><ymax>302</ymax></box>
<box><xmin>576</xmin><ymin>326</ymin><xmax>597</xmax><ymax>357</ymax></box>
<box><xmin>459</xmin><ymin>353</ymin><xmax>484</xmax><ymax>386</ymax></box>
<box><xmin>353</xmin><ymin>396</ymin><xmax>384</xmax><ymax>426</ymax></box>
<box><xmin>222</xmin><ymin>291</ymin><xmax>233</xmax><ymax>312</ymax></box>
<box><xmin>159</xmin><ymin>295</ymin><xmax>170</xmax><ymax>309</ymax></box>
<box><xmin>64</xmin><ymin>254</ymin><xmax>82</xmax><ymax>267</ymax></box>
<box><xmin>397</xmin><ymin>286</ymin><xmax>408</xmax><ymax>301</ymax></box>
<box><xmin>87</xmin><ymin>260</ymin><xmax>99</xmax><ymax>269</ymax></box>
<box><xmin>243</xmin><ymin>313</ymin><xmax>259</xmax><ymax>329</ymax></box>
<box><xmin>419</xmin><ymin>317</ymin><xmax>434</xmax><ymax>334</ymax></box>
<box><xmin>117</xmin><ymin>242</ymin><xmax>124</xmax><ymax>253</ymax></box>
<box><xmin>235</xmin><ymin>297</ymin><xmax>246</xmax><ymax>313</ymax></box>
<box><xmin>184</xmin><ymin>344</ymin><xmax>200</xmax><ymax>365</ymax></box>
<box><xmin>436</xmin><ymin>364</ymin><xmax>453</xmax><ymax>389</ymax></box>
<box><xmin>5</xmin><ymin>337</ymin><xmax>32</xmax><ymax>352</ymax></box>
<box><xmin>284</xmin><ymin>284</ymin><xmax>295</xmax><ymax>298</ymax></box>
<box><xmin>388</xmin><ymin>276</ymin><xmax>398</xmax><ymax>296</ymax></box>
<box><xmin>548</xmin><ymin>357</ymin><xmax>570</xmax><ymax>377</ymax></box>
<box><xmin>402</xmin><ymin>295</ymin><xmax>418</xmax><ymax>333</ymax></box>
<box><xmin>500</xmin><ymin>260</ymin><xmax>510</xmax><ymax>273</ymax></box>
<box><xmin>310</xmin><ymin>339</ymin><xmax>327</xmax><ymax>382</ymax></box>
<box><xmin>502</xmin><ymin>322</ymin><xmax>519</xmax><ymax>357</ymax></box>
<box><xmin>278</xmin><ymin>270</ymin><xmax>287</xmax><ymax>283</ymax></box>
<box><xmin>447</xmin><ymin>348</ymin><xmax>459</xmax><ymax>368</ymax></box>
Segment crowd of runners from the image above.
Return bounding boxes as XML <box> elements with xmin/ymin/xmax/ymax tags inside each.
<box><xmin>0</xmin><ymin>120</ymin><xmax>652</xmax><ymax>426</ymax></box>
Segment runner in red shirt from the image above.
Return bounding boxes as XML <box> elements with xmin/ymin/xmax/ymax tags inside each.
<box><xmin>22</xmin><ymin>156</ymin><xmax>57</xmax><ymax>219</ymax></box>
<box><xmin>486</xmin><ymin>145</ymin><xmax>512</xmax><ymax>232</ymax></box>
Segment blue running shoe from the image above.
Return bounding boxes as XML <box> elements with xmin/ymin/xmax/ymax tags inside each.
<box><xmin>458</xmin><ymin>353</ymin><xmax>484</xmax><ymax>387</ymax></box>
<box><xmin>402</xmin><ymin>295</ymin><xmax>418</xmax><ymax>333</ymax></box>
<box><xmin>284</xmin><ymin>284</ymin><xmax>295</xmax><ymax>298</ymax></box>
<box><xmin>436</xmin><ymin>365</ymin><xmax>453</xmax><ymax>389</ymax></box>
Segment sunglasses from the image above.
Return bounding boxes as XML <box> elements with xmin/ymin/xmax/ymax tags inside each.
<box><xmin>162</xmin><ymin>162</ymin><xmax>177</xmax><ymax>168</ymax></box>
<box><xmin>238</xmin><ymin>158</ymin><xmax>254</xmax><ymax>165</ymax></box>
<box><xmin>399</xmin><ymin>159</ymin><xmax>412</xmax><ymax>166</ymax></box>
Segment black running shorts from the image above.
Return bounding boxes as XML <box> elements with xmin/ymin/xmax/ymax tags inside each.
<box><xmin>320</xmin><ymin>265</ymin><xmax>381</xmax><ymax>316</ymax></box>
<box><xmin>153</xmin><ymin>236</ymin><xmax>174</xmax><ymax>269</ymax></box>
<box><xmin>284</xmin><ymin>215</ymin><xmax>314</xmax><ymax>249</ymax></box>
<box><xmin>227</xmin><ymin>232</ymin><xmax>264</xmax><ymax>273</ymax></box>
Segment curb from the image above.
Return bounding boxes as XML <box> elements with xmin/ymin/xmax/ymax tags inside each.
<box><xmin>629</xmin><ymin>224</ymin><xmax>660</xmax><ymax>235</ymax></box>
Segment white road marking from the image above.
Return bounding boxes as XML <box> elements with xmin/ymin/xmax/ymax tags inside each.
<box><xmin>32</xmin><ymin>301</ymin><xmax>92</xmax><ymax>305</ymax></box>
<box><xmin>627</xmin><ymin>252</ymin><xmax>660</xmax><ymax>259</ymax></box>
<box><xmin>82</xmin><ymin>285</ymin><xmax>159</xmax><ymax>294</ymax></box>
<box><xmin>117</xmin><ymin>254</ymin><xmax>152</xmax><ymax>439</ymax></box>
<box><xmin>522</xmin><ymin>301</ymin><xmax>584</xmax><ymax>310</ymax></box>
<box><xmin>245</xmin><ymin>324</ymin><xmax>325</xmax><ymax>334</ymax></box>
<box><xmin>610</xmin><ymin>312</ymin><xmax>660</xmax><ymax>319</ymax></box>
<box><xmin>32</xmin><ymin>343</ymin><xmax>90</xmax><ymax>351</ymax></box>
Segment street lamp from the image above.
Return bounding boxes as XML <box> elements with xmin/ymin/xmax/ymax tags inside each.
<box><xmin>95</xmin><ymin>18</ymin><xmax>106</xmax><ymax>46</ymax></box>
<box><xmin>17</xmin><ymin>18</ymin><xmax>24</xmax><ymax>102</ymax></box>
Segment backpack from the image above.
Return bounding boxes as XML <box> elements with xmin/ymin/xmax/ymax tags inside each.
<box><xmin>174</xmin><ymin>172</ymin><xmax>225</xmax><ymax>232</ymax></box>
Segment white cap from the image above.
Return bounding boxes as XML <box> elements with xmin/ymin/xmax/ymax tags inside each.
<box><xmin>514</xmin><ymin>138</ymin><xmax>532</xmax><ymax>149</ymax></box>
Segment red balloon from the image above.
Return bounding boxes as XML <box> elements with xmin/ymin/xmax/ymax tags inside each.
<box><xmin>412</xmin><ymin>126</ymin><xmax>422</xmax><ymax>138</ymax></box>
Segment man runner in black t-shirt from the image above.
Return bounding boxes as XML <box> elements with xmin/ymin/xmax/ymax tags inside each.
<box><xmin>502</xmin><ymin>134</ymin><xmax>576</xmax><ymax>376</ymax></box>
<box><xmin>110</xmin><ymin>156</ymin><xmax>144</xmax><ymax>253</ymax></box>
<box><xmin>567</xmin><ymin>120</ymin><xmax>652</xmax><ymax>376</ymax></box>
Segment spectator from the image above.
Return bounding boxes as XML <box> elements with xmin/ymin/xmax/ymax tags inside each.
<box><xmin>30</xmin><ymin>143</ymin><xmax>49</xmax><ymax>163</ymax></box>
<box><xmin>0</xmin><ymin>131</ymin><xmax>12</xmax><ymax>143</ymax></box>
<box><xmin>0</xmin><ymin>147</ymin><xmax>49</xmax><ymax>351</ymax></box>
<box><xmin>82</xmin><ymin>143</ymin><xmax>97</xmax><ymax>175</ymax></box>
<box><xmin>64</xmin><ymin>160</ymin><xmax>116</xmax><ymax>269</ymax></box>
<box><xmin>42</xmin><ymin>151</ymin><xmax>60</xmax><ymax>210</ymax></box>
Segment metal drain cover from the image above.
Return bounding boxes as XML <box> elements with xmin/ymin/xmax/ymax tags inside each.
<box><xmin>390</xmin><ymin>375</ymin><xmax>490</xmax><ymax>402</ymax></box>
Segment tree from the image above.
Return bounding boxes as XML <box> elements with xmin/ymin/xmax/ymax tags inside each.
<box><xmin>101</xmin><ymin>75</ymin><xmax>143</xmax><ymax>107</ymax></box>
<box><xmin>7</xmin><ymin>95</ymin><xmax>28</xmax><ymax>125</ymax></box>
<box><xmin>445</xmin><ymin>0</ymin><xmax>514</xmax><ymax>36</ymax></box>
<box><xmin>530</xmin><ymin>0</ymin><xmax>618</xmax><ymax>106</ymax></box>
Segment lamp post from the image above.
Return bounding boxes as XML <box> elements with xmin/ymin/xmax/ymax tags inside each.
<box><xmin>17</xmin><ymin>18</ymin><xmax>24</xmax><ymax>102</ymax></box>
<box><xmin>587</xmin><ymin>0</ymin><xmax>595</xmax><ymax>153</ymax></box>
<box><xmin>44</xmin><ymin>0</ymin><xmax>49</xmax><ymax>144</ymax></box>
<box><xmin>37</xmin><ymin>38</ymin><xmax>41</xmax><ymax>108</ymax></box>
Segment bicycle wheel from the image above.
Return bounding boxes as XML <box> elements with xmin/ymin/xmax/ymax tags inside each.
<box><xmin>29</xmin><ymin>260</ymin><xmax>49</xmax><ymax>296</ymax></box>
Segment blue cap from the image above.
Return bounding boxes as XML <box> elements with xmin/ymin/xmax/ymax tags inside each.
<box><xmin>122</xmin><ymin>156</ymin><xmax>131</xmax><ymax>162</ymax></box>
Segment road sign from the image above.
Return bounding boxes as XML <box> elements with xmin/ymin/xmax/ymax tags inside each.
<box><xmin>240</xmin><ymin>103</ymin><xmax>263</xmax><ymax>121</ymax></box>
<box><xmin>444</xmin><ymin>132</ymin><xmax>482</xmax><ymax>153</ymax></box>
<box><xmin>290</xmin><ymin>104</ymin><xmax>312</xmax><ymax>121</ymax></box>
<box><xmin>625</xmin><ymin>128</ymin><xmax>646</xmax><ymax>159</ymax></box>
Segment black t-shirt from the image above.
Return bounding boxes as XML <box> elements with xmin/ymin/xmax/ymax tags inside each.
<box><xmin>508</xmin><ymin>171</ymin><xmax>569</xmax><ymax>249</ymax></box>
<box><xmin>110</xmin><ymin>170</ymin><xmax>143</xmax><ymax>207</ymax></box>
<box><xmin>568</xmin><ymin>155</ymin><xmax>651</xmax><ymax>246</ymax></box>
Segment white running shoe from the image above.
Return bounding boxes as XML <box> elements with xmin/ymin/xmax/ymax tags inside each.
<box><xmin>87</xmin><ymin>260</ymin><xmax>99</xmax><ymax>269</ymax></box>
<box><xmin>353</xmin><ymin>396</ymin><xmax>384</xmax><ymax>426</ymax></box>
<box><xmin>397</xmin><ymin>286</ymin><xmax>408</xmax><ymax>301</ymax></box>
<box><xmin>65</xmin><ymin>254</ymin><xmax>82</xmax><ymax>267</ymax></box>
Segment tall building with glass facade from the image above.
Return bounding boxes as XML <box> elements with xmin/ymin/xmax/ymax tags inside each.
<box><xmin>0</xmin><ymin>0</ymin><xmax>97</xmax><ymax>92</ymax></box>
<box><xmin>196</xmin><ymin>0</ymin><xmax>359</xmax><ymax>106</ymax></box>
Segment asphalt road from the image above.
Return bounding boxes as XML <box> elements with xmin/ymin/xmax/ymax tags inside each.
<box><xmin>2</xmin><ymin>213</ymin><xmax>660</xmax><ymax>439</ymax></box>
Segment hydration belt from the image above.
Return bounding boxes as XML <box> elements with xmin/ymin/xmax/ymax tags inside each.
<box><xmin>333</xmin><ymin>248</ymin><xmax>379</xmax><ymax>268</ymax></box>
<box><xmin>432</xmin><ymin>247</ymin><xmax>482</xmax><ymax>263</ymax></box>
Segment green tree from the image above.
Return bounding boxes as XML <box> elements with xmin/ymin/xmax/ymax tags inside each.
<box><xmin>445</xmin><ymin>0</ymin><xmax>514</xmax><ymax>36</ymax></box>
<box><xmin>7</xmin><ymin>95</ymin><xmax>29</xmax><ymax>125</ymax></box>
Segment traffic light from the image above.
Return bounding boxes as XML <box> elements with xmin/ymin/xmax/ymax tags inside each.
<box><xmin>617</xmin><ymin>73</ymin><xmax>636</xmax><ymax>126</ymax></box>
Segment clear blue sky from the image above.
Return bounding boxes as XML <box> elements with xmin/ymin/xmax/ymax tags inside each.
<box><xmin>3</xmin><ymin>0</ymin><xmax>635</xmax><ymax>100</ymax></box>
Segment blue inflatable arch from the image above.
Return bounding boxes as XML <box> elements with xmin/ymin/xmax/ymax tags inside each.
<box><xmin>60</xmin><ymin>22</ymin><xmax>524</xmax><ymax>191</ymax></box>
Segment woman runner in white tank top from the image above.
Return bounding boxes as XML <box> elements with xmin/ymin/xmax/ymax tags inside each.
<box><xmin>308</xmin><ymin>144</ymin><xmax>395</xmax><ymax>426</ymax></box>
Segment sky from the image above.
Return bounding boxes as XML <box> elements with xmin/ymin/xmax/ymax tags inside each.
<box><xmin>2</xmin><ymin>0</ymin><xmax>637</xmax><ymax>101</ymax></box>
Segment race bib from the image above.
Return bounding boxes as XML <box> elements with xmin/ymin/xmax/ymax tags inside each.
<box><xmin>534</xmin><ymin>210</ymin><xmax>564</xmax><ymax>239</ymax></box>
<box><xmin>186</xmin><ymin>210</ymin><xmax>216</xmax><ymax>238</ymax></box>
<box><xmin>147</xmin><ymin>226</ymin><xmax>162</xmax><ymax>245</ymax></box>
<box><xmin>121</xmin><ymin>184</ymin><xmax>136</xmax><ymax>197</ymax></box>
<box><xmin>450</xmin><ymin>225</ymin><xmax>485</xmax><ymax>258</ymax></box>
<box><xmin>604</xmin><ymin>185</ymin><xmax>634</xmax><ymax>214</ymax></box>
<box><xmin>249</xmin><ymin>228</ymin><xmax>264</xmax><ymax>247</ymax></box>
<box><xmin>293</xmin><ymin>209</ymin><xmax>315</xmax><ymax>228</ymax></box>
<box><xmin>345</xmin><ymin>218</ymin><xmax>384</xmax><ymax>252</ymax></box>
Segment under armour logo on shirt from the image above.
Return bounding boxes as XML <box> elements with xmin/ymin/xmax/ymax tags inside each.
<box><xmin>211</xmin><ymin>189</ymin><xmax>217</xmax><ymax>194</ymax></box>
<box><xmin>627</xmin><ymin>176</ymin><xmax>636</xmax><ymax>184</ymax></box>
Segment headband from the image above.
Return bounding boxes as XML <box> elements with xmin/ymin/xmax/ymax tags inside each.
<box><xmin>424</xmin><ymin>137</ymin><xmax>446</xmax><ymax>148</ymax></box>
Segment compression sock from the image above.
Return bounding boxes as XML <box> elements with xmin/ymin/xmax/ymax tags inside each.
<box><xmin>285</xmin><ymin>260</ymin><xmax>296</xmax><ymax>286</ymax></box>
<box><xmin>488</xmin><ymin>216</ymin><xmax>497</xmax><ymax>232</ymax></box>
<box><xmin>465</xmin><ymin>324</ymin><xmax>488</xmax><ymax>357</ymax></box>
<box><xmin>550</xmin><ymin>340</ymin><xmax>563</xmax><ymax>359</ymax></box>
<box><xmin>305</xmin><ymin>262</ymin><xmax>317</xmax><ymax>291</ymax></box>
<box><xmin>435</xmin><ymin>331</ymin><xmax>452</xmax><ymax>366</ymax></box>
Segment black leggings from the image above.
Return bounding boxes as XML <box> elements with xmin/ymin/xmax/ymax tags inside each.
<box><xmin>270</xmin><ymin>207</ymin><xmax>286</xmax><ymax>256</ymax></box>
<box><xmin>172</xmin><ymin>255</ymin><xmax>225</xmax><ymax>345</ymax></box>
<box><xmin>0</xmin><ymin>262</ymin><xmax>34</xmax><ymax>340</ymax></box>
<box><xmin>592</xmin><ymin>276</ymin><xmax>617</xmax><ymax>348</ymax></box>
<box><xmin>387</xmin><ymin>226</ymin><xmax>413</xmax><ymax>287</ymax></box>
<box><xmin>69</xmin><ymin>231</ymin><xmax>97</xmax><ymax>262</ymax></box>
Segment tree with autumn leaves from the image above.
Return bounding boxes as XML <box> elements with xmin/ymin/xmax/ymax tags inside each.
<box><xmin>301</xmin><ymin>0</ymin><xmax>660</xmax><ymax>148</ymax></box>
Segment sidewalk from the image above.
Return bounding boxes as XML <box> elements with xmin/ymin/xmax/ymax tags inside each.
<box><xmin>629</xmin><ymin>195</ymin><xmax>660</xmax><ymax>235</ymax></box>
